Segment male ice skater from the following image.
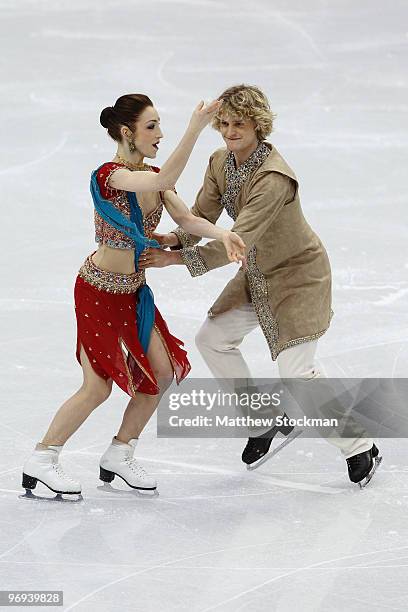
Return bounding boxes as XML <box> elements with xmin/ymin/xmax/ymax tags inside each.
<box><xmin>139</xmin><ymin>84</ymin><xmax>381</xmax><ymax>487</ymax></box>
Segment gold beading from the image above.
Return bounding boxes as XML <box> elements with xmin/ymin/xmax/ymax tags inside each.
<box><xmin>78</xmin><ymin>254</ymin><xmax>146</xmax><ymax>294</ymax></box>
<box><xmin>113</xmin><ymin>155</ymin><xmax>149</xmax><ymax>171</ymax></box>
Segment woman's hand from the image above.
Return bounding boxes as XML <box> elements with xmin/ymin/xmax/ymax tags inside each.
<box><xmin>188</xmin><ymin>99</ymin><xmax>222</xmax><ymax>134</ymax></box>
<box><xmin>151</xmin><ymin>232</ymin><xmax>179</xmax><ymax>248</ymax></box>
<box><xmin>221</xmin><ymin>231</ymin><xmax>246</xmax><ymax>265</ymax></box>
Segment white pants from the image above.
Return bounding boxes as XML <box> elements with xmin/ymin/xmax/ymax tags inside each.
<box><xmin>195</xmin><ymin>304</ymin><xmax>373</xmax><ymax>458</ymax></box>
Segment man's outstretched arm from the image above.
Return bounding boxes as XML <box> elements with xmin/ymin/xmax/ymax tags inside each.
<box><xmin>179</xmin><ymin>172</ymin><xmax>296</xmax><ymax>276</ymax></box>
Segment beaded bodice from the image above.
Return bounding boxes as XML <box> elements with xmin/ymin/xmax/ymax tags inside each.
<box><xmin>95</xmin><ymin>162</ymin><xmax>164</xmax><ymax>248</ymax></box>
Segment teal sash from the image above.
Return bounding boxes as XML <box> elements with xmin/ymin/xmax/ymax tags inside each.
<box><xmin>90</xmin><ymin>168</ymin><xmax>160</xmax><ymax>353</ymax></box>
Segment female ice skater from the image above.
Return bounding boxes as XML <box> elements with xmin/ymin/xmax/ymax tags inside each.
<box><xmin>22</xmin><ymin>93</ymin><xmax>245</xmax><ymax>498</ymax></box>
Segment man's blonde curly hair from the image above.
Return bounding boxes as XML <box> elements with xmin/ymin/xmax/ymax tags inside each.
<box><xmin>212</xmin><ymin>84</ymin><xmax>276</xmax><ymax>141</ymax></box>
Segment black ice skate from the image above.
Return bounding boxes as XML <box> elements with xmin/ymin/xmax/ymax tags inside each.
<box><xmin>346</xmin><ymin>444</ymin><xmax>382</xmax><ymax>489</ymax></box>
<box><xmin>242</xmin><ymin>414</ymin><xmax>302</xmax><ymax>471</ymax></box>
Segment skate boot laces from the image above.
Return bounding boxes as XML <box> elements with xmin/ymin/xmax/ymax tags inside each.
<box><xmin>51</xmin><ymin>459</ymin><xmax>78</xmax><ymax>484</ymax></box>
<box><xmin>124</xmin><ymin>452</ymin><xmax>150</xmax><ymax>481</ymax></box>
<box><xmin>247</xmin><ymin>436</ymin><xmax>270</xmax><ymax>455</ymax></box>
<box><xmin>347</xmin><ymin>454</ymin><xmax>362</xmax><ymax>471</ymax></box>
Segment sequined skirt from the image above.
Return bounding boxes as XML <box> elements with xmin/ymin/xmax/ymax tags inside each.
<box><xmin>74</xmin><ymin>259</ymin><xmax>191</xmax><ymax>396</ymax></box>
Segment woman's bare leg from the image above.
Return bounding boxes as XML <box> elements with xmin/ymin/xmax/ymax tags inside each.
<box><xmin>39</xmin><ymin>345</ymin><xmax>113</xmax><ymax>446</ymax></box>
<box><xmin>115</xmin><ymin>328</ymin><xmax>174</xmax><ymax>443</ymax></box>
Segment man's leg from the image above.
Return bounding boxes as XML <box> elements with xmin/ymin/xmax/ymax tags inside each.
<box><xmin>196</xmin><ymin>305</ymin><xmax>298</xmax><ymax>465</ymax></box>
<box><xmin>195</xmin><ymin>303</ymin><xmax>259</xmax><ymax>379</ymax></box>
<box><xmin>277</xmin><ymin>340</ymin><xmax>374</xmax><ymax>458</ymax></box>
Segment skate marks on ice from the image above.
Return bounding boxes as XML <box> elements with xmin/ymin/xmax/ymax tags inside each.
<box><xmin>158</xmin><ymin>7</ymin><xmax>327</xmax><ymax>84</ymax></box>
<box><xmin>75</xmin><ymin>445</ymin><xmax>350</xmax><ymax>494</ymax></box>
<box><xmin>319</xmin><ymin>337</ymin><xmax>408</xmax><ymax>379</ymax></box>
<box><xmin>107</xmin><ymin>456</ymin><xmax>348</xmax><ymax>498</ymax></box>
<box><xmin>200</xmin><ymin>544</ymin><xmax>408</xmax><ymax>612</ymax></box>
<box><xmin>0</xmin><ymin>511</ymin><xmax>48</xmax><ymax>563</ymax></box>
<box><xmin>62</xmin><ymin>540</ymin><xmax>408</xmax><ymax>612</ymax></box>
<box><xmin>0</xmin><ymin>132</ymin><xmax>68</xmax><ymax>176</ymax></box>
<box><xmin>62</xmin><ymin>542</ymin><xmax>291</xmax><ymax>612</ymax></box>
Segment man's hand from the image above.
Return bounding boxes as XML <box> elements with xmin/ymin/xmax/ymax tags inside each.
<box><xmin>139</xmin><ymin>248</ymin><xmax>173</xmax><ymax>269</ymax></box>
<box><xmin>221</xmin><ymin>230</ymin><xmax>247</xmax><ymax>265</ymax></box>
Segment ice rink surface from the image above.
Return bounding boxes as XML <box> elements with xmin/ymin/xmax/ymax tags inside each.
<box><xmin>1</xmin><ymin>0</ymin><xmax>408</xmax><ymax>610</ymax></box>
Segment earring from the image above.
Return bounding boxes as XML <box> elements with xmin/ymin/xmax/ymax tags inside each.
<box><xmin>128</xmin><ymin>139</ymin><xmax>136</xmax><ymax>153</ymax></box>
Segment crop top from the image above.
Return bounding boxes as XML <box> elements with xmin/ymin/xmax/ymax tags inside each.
<box><xmin>94</xmin><ymin>162</ymin><xmax>164</xmax><ymax>249</ymax></box>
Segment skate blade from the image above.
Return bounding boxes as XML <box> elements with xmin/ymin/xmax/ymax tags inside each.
<box><xmin>98</xmin><ymin>483</ymin><xmax>159</xmax><ymax>498</ymax></box>
<box><xmin>19</xmin><ymin>489</ymin><xmax>83</xmax><ymax>503</ymax></box>
<box><xmin>246</xmin><ymin>429</ymin><xmax>303</xmax><ymax>471</ymax></box>
<box><xmin>358</xmin><ymin>456</ymin><xmax>383</xmax><ymax>489</ymax></box>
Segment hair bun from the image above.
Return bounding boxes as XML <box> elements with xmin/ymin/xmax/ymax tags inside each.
<box><xmin>100</xmin><ymin>106</ymin><xmax>114</xmax><ymax>128</ymax></box>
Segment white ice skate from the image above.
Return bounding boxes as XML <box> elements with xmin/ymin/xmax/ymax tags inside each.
<box><xmin>22</xmin><ymin>446</ymin><xmax>82</xmax><ymax>498</ymax></box>
<box><xmin>99</xmin><ymin>438</ymin><xmax>157</xmax><ymax>491</ymax></box>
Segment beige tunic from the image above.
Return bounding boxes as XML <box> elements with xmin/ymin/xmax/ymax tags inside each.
<box><xmin>172</xmin><ymin>142</ymin><xmax>333</xmax><ymax>360</ymax></box>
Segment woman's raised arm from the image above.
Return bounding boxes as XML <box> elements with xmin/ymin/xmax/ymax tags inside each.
<box><xmin>110</xmin><ymin>100</ymin><xmax>221</xmax><ymax>193</ymax></box>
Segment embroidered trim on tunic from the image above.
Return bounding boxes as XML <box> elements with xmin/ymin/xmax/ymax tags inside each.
<box><xmin>274</xmin><ymin>310</ymin><xmax>334</xmax><ymax>360</ymax></box>
<box><xmin>218</xmin><ymin>142</ymin><xmax>283</xmax><ymax>354</ymax></box>
<box><xmin>180</xmin><ymin>245</ymin><xmax>208</xmax><ymax>277</ymax></box>
<box><xmin>245</xmin><ymin>247</ymin><xmax>333</xmax><ymax>360</ymax></box>
<box><xmin>221</xmin><ymin>142</ymin><xmax>270</xmax><ymax>221</ymax></box>
<box><xmin>246</xmin><ymin>246</ymin><xmax>280</xmax><ymax>356</ymax></box>
<box><xmin>78</xmin><ymin>254</ymin><xmax>146</xmax><ymax>294</ymax></box>
<box><xmin>171</xmin><ymin>226</ymin><xmax>196</xmax><ymax>248</ymax></box>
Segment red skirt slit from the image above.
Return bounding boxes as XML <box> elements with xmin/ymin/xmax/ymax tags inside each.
<box><xmin>74</xmin><ymin>275</ymin><xmax>191</xmax><ymax>396</ymax></box>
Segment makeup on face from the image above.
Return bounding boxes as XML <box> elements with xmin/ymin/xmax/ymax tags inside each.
<box><xmin>135</xmin><ymin>106</ymin><xmax>163</xmax><ymax>157</ymax></box>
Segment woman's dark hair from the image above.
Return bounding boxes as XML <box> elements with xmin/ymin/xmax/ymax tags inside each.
<box><xmin>100</xmin><ymin>94</ymin><xmax>153</xmax><ymax>142</ymax></box>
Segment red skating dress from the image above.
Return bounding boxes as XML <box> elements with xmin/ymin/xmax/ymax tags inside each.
<box><xmin>74</xmin><ymin>162</ymin><xmax>191</xmax><ymax>396</ymax></box>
